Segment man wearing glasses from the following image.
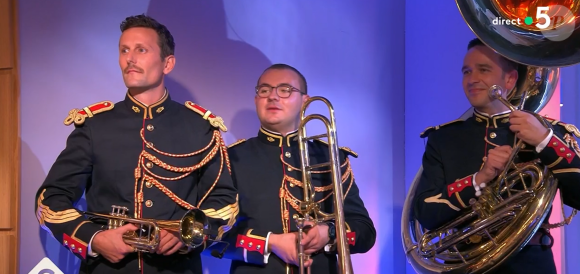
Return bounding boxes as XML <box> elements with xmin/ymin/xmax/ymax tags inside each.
<box><xmin>205</xmin><ymin>64</ymin><xmax>376</xmax><ymax>273</ymax></box>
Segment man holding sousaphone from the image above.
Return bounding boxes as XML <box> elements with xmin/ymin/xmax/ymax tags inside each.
<box><xmin>34</xmin><ymin>14</ymin><xmax>239</xmax><ymax>274</ymax></box>
<box><xmin>410</xmin><ymin>38</ymin><xmax>580</xmax><ymax>274</ymax></box>
<box><xmin>205</xmin><ymin>63</ymin><xmax>376</xmax><ymax>273</ymax></box>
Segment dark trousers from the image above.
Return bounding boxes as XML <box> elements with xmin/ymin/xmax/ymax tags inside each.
<box><xmin>488</xmin><ymin>245</ymin><xmax>557</xmax><ymax>274</ymax></box>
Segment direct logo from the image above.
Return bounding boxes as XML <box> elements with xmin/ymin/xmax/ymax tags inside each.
<box><xmin>491</xmin><ymin>5</ymin><xmax>575</xmax><ymax>42</ymax></box>
<box><xmin>28</xmin><ymin>257</ymin><xmax>64</xmax><ymax>274</ymax></box>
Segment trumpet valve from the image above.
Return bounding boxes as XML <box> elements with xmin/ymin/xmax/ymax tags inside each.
<box><xmin>108</xmin><ymin>205</ymin><xmax>129</xmax><ymax>229</ymax></box>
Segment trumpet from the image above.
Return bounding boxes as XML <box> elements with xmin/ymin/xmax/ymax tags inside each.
<box><xmin>82</xmin><ymin>205</ymin><xmax>229</xmax><ymax>257</ymax></box>
<box><xmin>295</xmin><ymin>96</ymin><xmax>353</xmax><ymax>274</ymax></box>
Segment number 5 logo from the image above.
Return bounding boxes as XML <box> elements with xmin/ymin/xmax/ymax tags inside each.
<box><xmin>536</xmin><ymin>6</ymin><xmax>551</xmax><ymax>29</ymax></box>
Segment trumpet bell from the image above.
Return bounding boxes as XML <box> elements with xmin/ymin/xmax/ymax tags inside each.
<box><xmin>82</xmin><ymin>206</ymin><xmax>216</xmax><ymax>253</ymax></box>
<box><xmin>179</xmin><ymin>209</ymin><xmax>209</xmax><ymax>249</ymax></box>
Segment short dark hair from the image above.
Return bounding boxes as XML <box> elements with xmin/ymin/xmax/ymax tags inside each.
<box><xmin>467</xmin><ymin>38</ymin><xmax>518</xmax><ymax>73</ymax></box>
<box><xmin>259</xmin><ymin>63</ymin><xmax>308</xmax><ymax>94</ymax></box>
<box><xmin>120</xmin><ymin>14</ymin><xmax>175</xmax><ymax>59</ymax></box>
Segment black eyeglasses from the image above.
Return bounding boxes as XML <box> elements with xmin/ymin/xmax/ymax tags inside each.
<box><xmin>255</xmin><ymin>84</ymin><xmax>304</xmax><ymax>98</ymax></box>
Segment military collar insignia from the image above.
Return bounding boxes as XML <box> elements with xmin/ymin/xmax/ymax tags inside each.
<box><xmin>473</xmin><ymin>109</ymin><xmax>511</xmax><ymax>128</ymax></box>
<box><xmin>258</xmin><ymin>127</ymin><xmax>298</xmax><ymax>147</ymax></box>
<box><xmin>124</xmin><ymin>89</ymin><xmax>170</xmax><ymax>119</ymax></box>
<box><xmin>64</xmin><ymin>100</ymin><xmax>114</xmax><ymax>126</ymax></box>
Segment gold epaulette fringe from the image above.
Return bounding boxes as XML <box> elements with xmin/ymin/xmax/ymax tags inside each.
<box><xmin>64</xmin><ymin>101</ymin><xmax>114</xmax><ymax>126</ymax></box>
<box><xmin>544</xmin><ymin>116</ymin><xmax>580</xmax><ymax>138</ymax></box>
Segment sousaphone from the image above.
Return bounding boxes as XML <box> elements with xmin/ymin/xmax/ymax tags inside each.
<box><xmin>401</xmin><ymin>1</ymin><xmax>580</xmax><ymax>273</ymax></box>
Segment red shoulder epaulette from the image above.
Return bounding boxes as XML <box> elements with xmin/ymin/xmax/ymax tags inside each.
<box><xmin>185</xmin><ymin>101</ymin><xmax>227</xmax><ymax>132</ymax></box>
<box><xmin>64</xmin><ymin>101</ymin><xmax>114</xmax><ymax>126</ymax></box>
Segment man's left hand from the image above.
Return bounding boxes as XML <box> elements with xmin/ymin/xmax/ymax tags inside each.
<box><xmin>156</xmin><ymin>229</ymin><xmax>185</xmax><ymax>255</ymax></box>
<box><xmin>509</xmin><ymin>110</ymin><xmax>549</xmax><ymax>147</ymax></box>
<box><xmin>300</xmin><ymin>222</ymin><xmax>329</xmax><ymax>254</ymax></box>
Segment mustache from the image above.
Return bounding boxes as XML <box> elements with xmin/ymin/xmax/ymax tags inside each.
<box><xmin>124</xmin><ymin>65</ymin><xmax>143</xmax><ymax>73</ymax></box>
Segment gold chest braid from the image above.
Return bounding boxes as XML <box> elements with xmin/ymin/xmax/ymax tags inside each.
<box><xmin>133</xmin><ymin>103</ymin><xmax>231</xmax><ymax>219</ymax></box>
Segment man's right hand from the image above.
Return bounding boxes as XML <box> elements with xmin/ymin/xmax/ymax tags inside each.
<box><xmin>476</xmin><ymin>145</ymin><xmax>513</xmax><ymax>184</ymax></box>
<box><xmin>92</xmin><ymin>223</ymin><xmax>138</xmax><ymax>263</ymax></box>
<box><xmin>268</xmin><ymin>233</ymin><xmax>312</xmax><ymax>267</ymax></box>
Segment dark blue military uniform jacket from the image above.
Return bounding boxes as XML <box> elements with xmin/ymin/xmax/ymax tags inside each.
<box><xmin>208</xmin><ymin>127</ymin><xmax>376</xmax><ymax>274</ymax></box>
<box><xmin>414</xmin><ymin>109</ymin><xmax>580</xmax><ymax>274</ymax></box>
<box><xmin>34</xmin><ymin>91</ymin><xmax>239</xmax><ymax>274</ymax></box>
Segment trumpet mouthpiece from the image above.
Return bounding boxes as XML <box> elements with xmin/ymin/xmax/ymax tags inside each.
<box><xmin>488</xmin><ymin>85</ymin><xmax>504</xmax><ymax>100</ymax></box>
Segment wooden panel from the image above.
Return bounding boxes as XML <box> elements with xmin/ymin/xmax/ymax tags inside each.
<box><xmin>0</xmin><ymin>0</ymin><xmax>18</xmax><ymax>272</ymax></box>
<box><xmin>0</xmin><ymin>0</ymin><xmax>12</xmax><ymax>69</ymax></box>
<box><xmin>0</xmin><ymin>233</ymin><xmax>15</xmax><ymax>274</ymax></box>
<box><xmin>0</xmin><ymin>70</ymin><xmax>14</xmax><ymax>230</ymax></box>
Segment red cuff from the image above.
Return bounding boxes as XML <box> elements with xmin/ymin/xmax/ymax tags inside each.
<box><xmin>236</xmin><ymin>234</ymin><xmax>265</xmax><ymax>255</ymax></box>
<box><xmin>547</xmin><ymin>136</ymin><xmax>575</xmax><ymax>164</ymax></box>
<box><xmin>346</xmin><ymin>232</ymin><xmax>356</xmax><ymax>246</ymax></box>
<box><xmin>63</xmin><ymin>233</ymin><xmax>87</xmax><ymax>259</ymax></box>
<box><xmin>447</xmin><ymin>175</ymin><xmax>473</xmax><ymax>197</ymax></box>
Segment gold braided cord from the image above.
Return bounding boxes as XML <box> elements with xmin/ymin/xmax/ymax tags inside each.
<box><xmin>280</xmin><ymin>155</ymin><xmax>348</xmax><ymax>173</ymax></box>
<box><xmin>197</xmin><ymin>139</ymin><xmax>225</xmax><ymax>207</ymax></box>
<box><xmin>139</xmin><ymin>128</ymin><xmax>217</xmax><ymax>157</ymax></box>
<box><xmin>134</xmin><ymin>129</ymin><xmax>222</xmax><ymax>218</ymax></box>
<box><xmin>284</xmin><ymin>165</ymin><xmax>352</xmax><ymax>192</ymax></box>
<box><xmin>280</xmin><ymin>159</ymin><xmax>355</xmax><ymax>212</ymax></box>
<box><xmin>145</xmin><ymin>175</ymin><xmax>196</xmax><ymax>210</ymax></box>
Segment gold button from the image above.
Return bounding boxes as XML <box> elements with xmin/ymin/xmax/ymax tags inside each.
<box><xmin>490</xmin><ymin>132</ymin><xmax>497</xmax><ymax>138</ymax></box>
<box><xmin>147</xmin><ymin>142</ymin><xmax>154</xmax><ymax>148</ymax></box>
<box><xmin>71</xmin><ymin>244</ymin><xmax>76</xmax><ymax>250</ymax></box>
<box><xmin>567</xmin><ymin>153</ymin><xmax>572</xmax><ymax>158</ymax></box>
<box><xmin>146</xmin><ymin>162</ymin><xmax>153</xmax><ymax>168</ymax></box>
<box><xmin>145</xmin><ymin>181</ymin><xmax>153</xmax><ymax>188</ymax></box>
<box><xmin>257</xmin><ymin>245</ymin><xmax>261</xmax><ymax>250</ymax></box>
<box><xmin>287</xmin><ymin>166</ymin><xmax>292</xmax><ymax>172</ymax></box>
<box><xmin>78</xmin><ymin>248</ymin><xmax>82</xmax><ymax>253</ymax></box>
<box><xmin>248</xmin><ymin>242</ymin><xmax>253</xmax><ymax>248</ymax></box>
<box><xmin>289</xmin><ymin>183</ymin><xmax>294</xmax><ymax>187</ymax></box>
<box><xmin>145</xmin><ymin>200</ymin><xmax>153</xmax><ymax>207</ymax></box>
<box><xmin>147</xmin><ymin>124</ymin><xmax>154</xmax><ymax>131</ymax></box>
<box><xmin>560</xmin><ymin>148</ymin><xmax>566</xmax><ymax>152</ymax></box>
<box><xmin>285</xmin><ymin>152</ymin><xmax>291</xmax><ymax>158</ymax></box>
<box><xmin>553</xmin><ymin>142</ymin><xmax>558</xmax><ymax>146</ymax></box>
<box><xmin>239</xmin><ymin>240</ymin><xmax>244</xmax><ymax>245</ymax></box>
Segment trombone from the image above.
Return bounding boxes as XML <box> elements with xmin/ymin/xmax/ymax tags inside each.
<box><xmin>295</xmin><ymin>96</ymin><xmax>353</xmax><ymax>274</ymax></box>
<box><xmin>82</xmin><ymin>205</ymin><xmax>229</xmax><ymax>257</ymax></box>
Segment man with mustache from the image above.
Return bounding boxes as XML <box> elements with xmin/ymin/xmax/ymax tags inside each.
<box><xmin>413</xmin><ymin>38</ymin><xmax>580</xmax><ymax>274</ymax></box>
<box><xmin>205</xmin><ymin>63</ymin><xmax>376</xmax><ymax>273</ymax></box>
<box><xmin>34</xmin><ymin>14</ymin><xmax>238</xmax><ymax>274</ymax></box>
